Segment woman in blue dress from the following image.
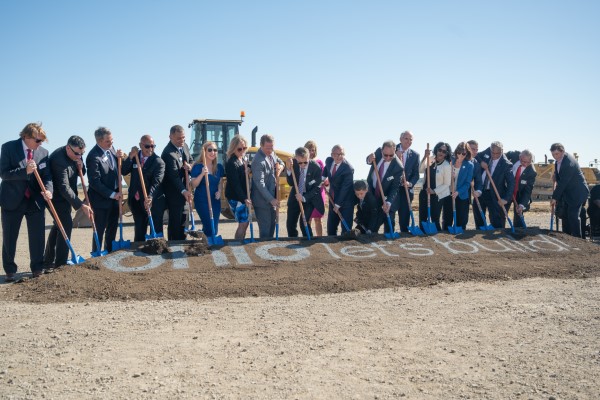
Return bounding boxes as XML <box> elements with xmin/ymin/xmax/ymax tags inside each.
<box><xmin>190</xmin><ymin>141</ymin><xmax>224</xmax><ymax>237</ymax></box>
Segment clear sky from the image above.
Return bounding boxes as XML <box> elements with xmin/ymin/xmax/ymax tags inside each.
<box><xmin>1</xmin><ymin>0</ymin><xmax>599</xmax><ymax>179</ymax></box>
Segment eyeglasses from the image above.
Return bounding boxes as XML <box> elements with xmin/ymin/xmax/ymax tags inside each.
<box><xmin>437</xmin><ymin>149</ymin><xmax>448</xmax><ymax>154</ymax></box>
<box><xmin>69</xmin><ymin>145</ymin><xmax>84</xmax><ymax>156</ymax></box>
<box><xmin>143</xmin><ymin>144</ymin><xmax>156</xmax><ymax>149</ymax></box>
<box><xmin>332</xmin><ymin>152</ymin><xmax>344</xmax><ymax>157</ymax></box>
<box><xmin>297</xmin><ymin>161</ymin><xmax>308</xmax><ymax>165</ymax></box>
<box><xmin>206</xmin><ymin>148</ymin><xmax>218</xmax><ymax>153</ymax></box>
<box><xmin>383</xmin><ymin>153</ymin><xmax>395</xmax><ymax>158</ymax></box>
<box><xmin>456</xmin><ymin>151</ymin><xmax>466</xmax><ymax>156</ymax></box>
<box><xmin>237</xmin><ymin>147</ymin><xmax>248</xmax><ymax>152</ymax></box>
<box><xmin>33</xmin><ymin>138</ymin><xmax>43</xmax><ymax>143</ymax></box>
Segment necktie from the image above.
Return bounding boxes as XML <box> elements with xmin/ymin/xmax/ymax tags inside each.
<box><xmin>25</xmin><ymin>149</ymin><xmax>33</xmax><ymax>199</ymax></box>
<box><xmin>513</xmin><ymin>166</ymin><xmax>523</xmax><ymax>198</ymax></box>
<box><xmin>298</xmin><ymin>167</ymin><xmax>306</xmax><ymax>195</ymax></box>
<box><xmin>106</xmin><ymin>150</ymin><xmax>114</xmax><ymax>169</ymax></box>
<box><xmin>332</xmin><ymin>163</ymin><xmax>338</xmax><ymax>177</ymax></box>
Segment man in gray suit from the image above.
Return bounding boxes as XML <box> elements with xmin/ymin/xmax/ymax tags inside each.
<box><xmin>550</xmin><ymin>143</ymin><xmax>589</xmax><ymax>238</ymax></box>
<box><xmin>251</xmin><ymin>134</ymin><xmax>283</xmax><ymax>238</ymax></box>
<box><xmin>44</xmin><ymin>135</ymin><xmax>93</xmax><ymax>268</ymax></box>
<box><xmin>1</xmin><ymin>123</ymin><xmax>53</xmax><ymax>281</ymax></box>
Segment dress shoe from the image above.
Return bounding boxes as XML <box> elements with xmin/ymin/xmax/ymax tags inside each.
<box><xmin>32</xmin><ymin>271</ymin><xmax>43</xmax><ymax>278</ymax></box>
<box><xmin>5</xmin><ymin>273</ymin><xmax>16</xmax><ymax>283</ymax></box>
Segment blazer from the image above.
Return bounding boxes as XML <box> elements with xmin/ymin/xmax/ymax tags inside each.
<box><xmin>512</xmin><ymin>161</ymin><xmax>537</xmax><ymax>210</ymax></box>
<box><xmin>225</xmin><ymin>155</ymin><xmax>248</xmax><ymax>203</ymax></box>
<box><xmin>323</xmin><ymin>157</ymin><xmax>354</xmax><ymax>207</ymax></box>
<box><xmin>49</xmin><ymin>146</ymin><xmax>85</xmax><ymax>210</ymax></box>
<box><xmin>121</xmin><ymin>151</ymin><xmax>165</xmax><ymax>206</ymax></box>
<box><xmin>395</xmin><ymin>146</ymin><xmax>420</xmax><ymax>190</ymax></box>
<box><xmin>354</xmin><ymin>191</ymin><xmax>379</xmax><ymax>233</ymax></box>
<box><xmin>286</xmin><ymin>159</ymin><xmax>325</xmax><ymax>215</ymax></box>
<box><xmin>453</xmin><ymin>160</ymin><xmax>474</xmax><ymax>200</ymax></box>
<box><xmin>482</xmin><ymin>156</ymin><xmax>515</xmax><ymax>202</ymax></box>
<box><xmin>161</xmin><ymin>142</ymin><xmax>193</xmax><ymax>207</ymax></box>
<box><xmin>420</xmin><ymin>158</ymin><xmax>451</xmax><ymax>199</ymax></box>
<box><xmin>0</xmin><ymin>139</ymin><xmax>52</xmax><ymax>211</ymax></box>
<box><xmin>367</xmin><ymin>148</ymin><xmax>404</xmax><ymax>207</ymax></box>
<box><xmin>251</xmin><ymin>148</ymin><xmax>282</xmax><ymax>207</ymax></box>
<box><xmin>85</xmin><ymin>144</ymin><xmax>119</xmax><ymax>210</ymax></box>
<box><xmin>471</xmin><ymin>158</ymin><xmax>483</xmax><ymax>192</ymax></box>
<box><xmin>552</xmin><ymin>152</ymin><xmax>589</xmax><ymax>206</ymax></box>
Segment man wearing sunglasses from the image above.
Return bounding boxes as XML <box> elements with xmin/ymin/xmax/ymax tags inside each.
<box><xmin>285</xmin><ymin>146</ymin><xmax>324</xmax><ymax>238</ymax></box>
<box><xmin>44</xmin><ymin>135</ymin><xmax>93</xmax><ymax>269</ymax></box>
<box><xmin>366</xmin><ymin>140</ymin><xmax>404</xmax><ymax>234</ymax></box>
<box><xmin>122</xmin><ymin>135</ymin><xmax>165</xmax><ymax>241</ymax></box>
<box><xmin>1</xmin><ymin>122</ymin><xmax>53</xmax><ymax>282</ymax></box>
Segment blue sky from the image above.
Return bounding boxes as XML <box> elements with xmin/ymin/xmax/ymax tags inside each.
<box><xmin>1</xmin><ymin>0</ymin><xmax>599</xmax><ymax>179</ymax></box>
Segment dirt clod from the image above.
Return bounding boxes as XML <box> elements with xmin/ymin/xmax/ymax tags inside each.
<box><xmin>138</xmin><ymin>238</ymin><xmax>170</xmax><ymax>255</ymax></box>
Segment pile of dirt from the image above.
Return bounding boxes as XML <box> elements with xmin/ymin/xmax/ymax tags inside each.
<box><xmin>138</xmin><ymin>238</ymin><xmax>170</xmax><ymax>254</ymax></box>
<box><xmin>4</xmin><ymin>229</ymin><xmax>599</xmax><ymax>303</ymax></box>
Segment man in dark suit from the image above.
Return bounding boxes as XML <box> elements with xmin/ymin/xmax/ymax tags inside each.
<box><xmin>122</xmin><ymin>135</ymin><xmax>166</xmax><ymax>242</ymax></box>
<box><xmin>323</xmin><ymin>144</ymin><xmax>355</xmax><ymax>236</ymax></box>
<box><xmin>285</xmin><ymin>147</ymin><xmax>324</xmax><ymax>238</ymax></box>
<box><xmin>367</xmin><ymin>140</ymin><xmax>404</xmax><ymax>233</ymax></box>
<box><xmin>551</xmin><ymin>143</ymin><xmax>589</xmax><ymax>238</ymax></box>
<box><xmin>161</xmin><ymin>125</ymin><xmax>193</xmax><ymax>241</ymax></box>
<box><xmin>1</xmin><ymin>123</ymin><xmax>53</xmax><ymax>281</ymax></box>
<box><xmin>86</xmin><ymin>127</ymin><xmax>124</xmax><ymax>253</ymax></box>
<box><xmin>476</xmin><ymin>141</ymin><xmax>515</xmax><ymax>228</ymax></box>
<box><xmin>353</xmin><ymin>180</ymin><xmax>379</xmax><ymax>234</ymax></box>
<box><xmin>394</xmin><ymin>131</ymin><xmax>420</xmax><ymax>232</ymax></box>
<box><xmin>251</xmin><ymin>134</ymin><xmax>284</xmax><ymax>239</ymax></box>
<box><xmin>509</xmin><ymin>149</ymin><xmax>537</xmax><ymax>228</ymax></box>
<box><xmin>43</xmin><ymin>135</ymin><xmax>93</xmax><ymax>268</ymax></box>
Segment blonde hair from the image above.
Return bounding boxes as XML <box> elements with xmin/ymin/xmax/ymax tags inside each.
<box><xmin>195</xmin><ymin>141</ymin><xmax>218</xmax><ymax>174</ymax></box>
<box><xmin>304</xmin><ymin>140</ymin><xmax>317</xmax><ymax>157</ymax></box>
<box><xmin>226</xmin><ymin>135</ymin><xmax>248</xmax><ymax>160</ymax></box>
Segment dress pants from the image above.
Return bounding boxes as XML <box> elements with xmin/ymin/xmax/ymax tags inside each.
<box><xmin>394</xmin><ymin>190</ymin><xmax>413</xmax><ymax>232</ymax></box>
<box><xmin>254</xmin><ymin>204</ymin><xmax>277</xmax><ymax>238</ymax></box>
<box><xmin>479</xmin><ymin>189</ymin><xmax>507</xmax><ymax>229</ymax></box>
<box><xmin>418</xmin><ymin>190</ymin><xmax>443</xmax><ymax>232</ymax></box>
<box><xmin>327</xmin><ymin>203</ymin><xmax>353</xmax><ymax>236</ymax></box>
<box><xmin>130</xmin><ymin>196</ymin><xmax>165</xmax><ymax>242</ymax></box>
<box><xmin>561</xmin><ymin>202</ymin><xmax>584</xmax><ymax>238</ymax></box>
<box><xmin>2</xmin><ymin>198</ymin><xmax>45</xmax><ymax>274</ymax></box>
<box><xmin>166</xmin><ymin>195</ymin><xmax>186</xmax><ymax>241</ymax></box>
<box><xmin>93</xmin><ymin>201</ymin><xmax>119</xmax><ymax>252</ymax></box>
<box><xmin>43</xmin><ymin>201</ymin><xmax>73</xmax><ymax>267</ymax></box>
<box><xmin>454</xmin><ymin>197</ymin><xmax>470</xmax><ymax>230</ymax></box>
<box><xmin>287</xmin><ymin>200</ymin><xmax>314</xmax><ymax>238</ymax></box>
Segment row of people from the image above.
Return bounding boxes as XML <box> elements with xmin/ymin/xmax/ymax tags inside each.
<box><xmin>0</xmin><ymin>123</ymin><xmax>591</xmax><ymax>281</ymax></box>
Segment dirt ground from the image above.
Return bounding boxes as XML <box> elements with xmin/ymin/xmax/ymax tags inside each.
<box><xmin>1</xmin><ymin>206</ymin><xmax>599</xmax><ymax>399</ymax></box>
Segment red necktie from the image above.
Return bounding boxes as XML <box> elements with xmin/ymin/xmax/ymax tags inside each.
<box><xmin>332</xmin><ymin>163</ymin><xmax>338</xmax><ymax>177</ymax></box>
<box><xmin>513</xmin><ymin>166</ymin><xmax>522</xmax><ymax>198</ymax></box>
<box><xmin>25</xmin><ymin>149</ymin><xmax>33</xmax><ymax>199</ymax></box>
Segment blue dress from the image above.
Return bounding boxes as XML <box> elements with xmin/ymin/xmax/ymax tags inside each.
<box><xmin>191</xmin><ymin>163</ymin><xmax>224</xmax><ymax>236</ymax></box>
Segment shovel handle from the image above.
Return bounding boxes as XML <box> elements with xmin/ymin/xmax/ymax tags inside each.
<box><xmin>483</xmin><ymin>167</ymin><xmax>511</xmax><ymax>221</ymax></box>
<box><xmin>33</xmin><ymin>169</ymin><xmax>70</xmax><ymax>243</ymax></box>
<box><xmin>289</xmin><ymin>159</ymin><xmax>310</xmax><ymax>227</ymax></box>
<box><xmin>133</xmin><ymin>152</ymin><xmax>152</xmax><ymax>215</ymax></box>
<box><xmin>202</xmin><ymin>148</ymin><xmax>215</xmax><ymax>220</ymax></box>
<box><xmin>370</xmin><ymin>156</ymin><xmax>389</xmax><ymax>216</ymax></box>
<box><xmin>76</xmin><ymin>165</ymin><xmax>99</xmax><ymax>233</ymax></box>
<box><xmin>116</xmin><ymin>155</ymin><xmax>123</xmax><ymax>220</ymax></box>
<box><xmin>244</xmin><ymin>159</ymin><xmax>254</xmax><ymax>222</ymax></box>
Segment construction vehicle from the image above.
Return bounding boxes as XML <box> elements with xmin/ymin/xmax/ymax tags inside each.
<box><xmin>188</xmin><ymin>111</ymin><xmax>292</xmax><ymax>218</ymax></box>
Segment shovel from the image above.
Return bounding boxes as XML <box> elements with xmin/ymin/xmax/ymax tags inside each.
<box><xmin>134</xmin><ymin>153</ymin><xmax>164</xmax><ymax>240</ymax></box>
<box><xmin>422</xmin><ymin>143</ymin><xmax>437</xmax><ymax>235</ymax></box>
<box><xmin>33</xmin><ymin>169</ymin><xmax>85</xmax><ymax>265</ymax></box>
<box><xmin>112</xmin><ymin>155</ymin><xmax>131</xmax><ymax>250</ymax></box>
<box><xmin>274</xmin><ymin>162</ymin><xmax>281</xmax><ymax>241</ymax></box>
<box><xmin>289</xmin><ymin>159</ymin><xmax>311</xmax><ymax>240</ymax></box>
<box><xmin>371</xmin><ymin>157</ymin><xmax>400</xmax><ymax>239</ymax></box>
<box><xmin>401</xmin><ymin>170</ymin><xmax>424</xmax><ymax>236</ymax></box>
<box><xmin>471</xmin><ymin>181</ymin><xmax>494</xmax><ymax>231</ymax></box>
<box><xmin>512</xmin><ymin>194</ymin><xmax>527</xmax><ymax>229</ymax></box>
<box><xmin>244</xmin><ymin>158</ymin><xmax>256</xmax><ymax>243</ymax></box>
<box><xmin>483</xmin><ymin>165</ymin><xmax>515</xmax><ymax>233</ymax></box>
<box><xmin>183</xmin><ymin>166</ymin><xmax>201</xmax><ymax>236</ymax></box>
<box><xmin>550</xmin><ymin>202</ymin><xmax>555</xmax><ymax>231</ymax></box>
<box><xmin>77</xmin><ymin>165</ymin><xmax>108</xmax><ymax>256</ymax></box>
<box><xmin>448</xmin><ymin>165</ymin><xmax>463</xmax><ymax>234</ymax></box>
<box><xmin>324</xmin><ymin>189</ymin><xmax>352</xmax><ymax>234</ymax></box>
<box><xmin>202</xmin><ymin>148</ymin><xmax>224</xmax><ymax>246</ymax></box>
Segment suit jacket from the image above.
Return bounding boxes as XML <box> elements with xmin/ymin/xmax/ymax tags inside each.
<box><xmin>225</xmin><ymin>155</ymin><xmax>248</xmax><ymax>202</ymax></box>
<box><xmin>454</xmin><ymin>160</ymin><xmax>474</xmax><ymax>200</ymax></box>
<box><xmin>483</xmin><ymin>156</ymin><xmax>514</xmax><ymax>202</ymax></box>
<box><xmin>395</xmin><ymin>146</ymin><xmax>420</xmax><ymax>190</ymax></box>
<box><xmin>286</xmin><ymin>159</ymin><xmax>325</xmax><ymax>215</ymax></box>
<box><xmin>354</xmin><ymin>191</ymin><xmax>379</xmax><ymax>233</ymax></box>
<box><xmin>86</xmin><ymin>144</ymin><xmax>119</xmax><ymax>210</ymax></box>
<box><xmin>250</xmin><ymin>148</ymin><xmax>282</xmax><ymax>207</ymax></box>
<box><xmin>512</xmin><ymin>161</ymin><xmax>537</xmax><ymax>210</ymax></box>
<box><xmin>552</xmin><ymin>152</ymin><xmax>589</xmax><ymax>206</ymax></box>
<box><xmin>471</xmin><ymin>158</ymin><xmax>483</xmax><ymax>192</ymax></box>
<box><xmin>49</xmin><ymin>146</ymin><xmax>85</xmax><ymax>210</ymax></box>
<box><xmin>161</xmin><ymin>142</ymin><xmax>193</xmax><ymax>207</ymax></box>
<box><xmin>0</xmin><ymin>139</ymin><xmax>52</xmax><ymax>211</ymax></box>
<box><xmin>323</xmin><ymin>157</ymin><xmax>354</xmax><ymax>207</ymax></box>
<box><xmin>122</xmin><ymin>151</ymin><xmax>165</xmax><ymax>206</ymax></box>
<box><xmin>367</xmin><ymin>148</ymin><xmax>403</xmax><ymax>208</ymax></box>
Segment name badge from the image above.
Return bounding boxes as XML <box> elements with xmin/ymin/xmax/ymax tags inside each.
<box><xmin>484</xmin><ymin>154</ymin><xmax>490</xmax><ymax>159</ymax></box>
<box><xmin>102</xmin><ymin>155</ymin><xmax>108</xmax><ymax>162</ymax></box>
<box><xmin>521</xmin><ymin>180</ymin><xmax>527</xmax><ymax>184</ymax></box>
<box><xmin>386</xmin><ymin>176</ymin><xmax>394</xmax><ymax>181</ymax></box>
<box><xmin>308</xmin><ymin>179</ymin><xmax>316</xmax><ymax>185</ymax></box>
<box><xmin>38</xmin><ymin>162</ymin><xmax>46</xmax><ymax>169</ymax></box>
<box><xmin>133</xmin><ymin>164</ymin><xmax>138</xmax><ymax>169</ymax></box>
<box><xmin>178</xmin><ymin>157</ymin><xmax>182</xmax><ymax>162</ymax></box>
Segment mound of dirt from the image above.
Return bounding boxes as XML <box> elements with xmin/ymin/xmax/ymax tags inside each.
<box><xmin>4</xmin><ymin>229</ymin><xmax>599</xmax><ymax>303</ymax></box>
<box><xmin>138</xmin><ymin>238</ymin><xmax>170</xmax><ymax>254</ymax></box>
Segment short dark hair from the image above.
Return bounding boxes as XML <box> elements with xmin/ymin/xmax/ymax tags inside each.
<box><xmin>295</xmin><ymin>147</ymin><xmax>309</xmax><ymax>158</ymax></box>
<box><xmin>354</xmin><ymin>180</ymin><xmax>368</xmax><ymax>191</ymax></box>
<box><xmin>454</xmin><ymin>141</ymin><xmax>472</xmax><ymax>161</ymax></box>
<box><xmin>433</xmin><ymin>142</ymin><xmax>452</xmax><ymax>163</ymax></box>
<box><xmin>550</xmin><ymin>143</ymin><xmax>564</xmax><ymax>152</ymax></box>
<box><xmin>260</xmin><ymin>134</ymin><xmax>274</xmax><ymax>146</ymax></box>
<box><xmin>94</xmin><ymin>127</ymin><xmax>111</xmax><ymax>140</ymax></box>
<box><xmin>67</xmin><ymin>135</ymin><xmax>85</xmax><ymax>149</ymax></box>
<box><xmin>170</xmin><ymin>125</ymin><xmax>184</xmax><ymax>136</ymax></box>
<box><xmin>467</xmin><ymin>140</ymin><xmax>478</xmax><ymax>147</ymax></box>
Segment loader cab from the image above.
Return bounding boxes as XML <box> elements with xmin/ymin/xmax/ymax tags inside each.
<box><xmin>188</xmin><ymin>119</ymin><xmax>243</xmax><ymax>163</ymax></box>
